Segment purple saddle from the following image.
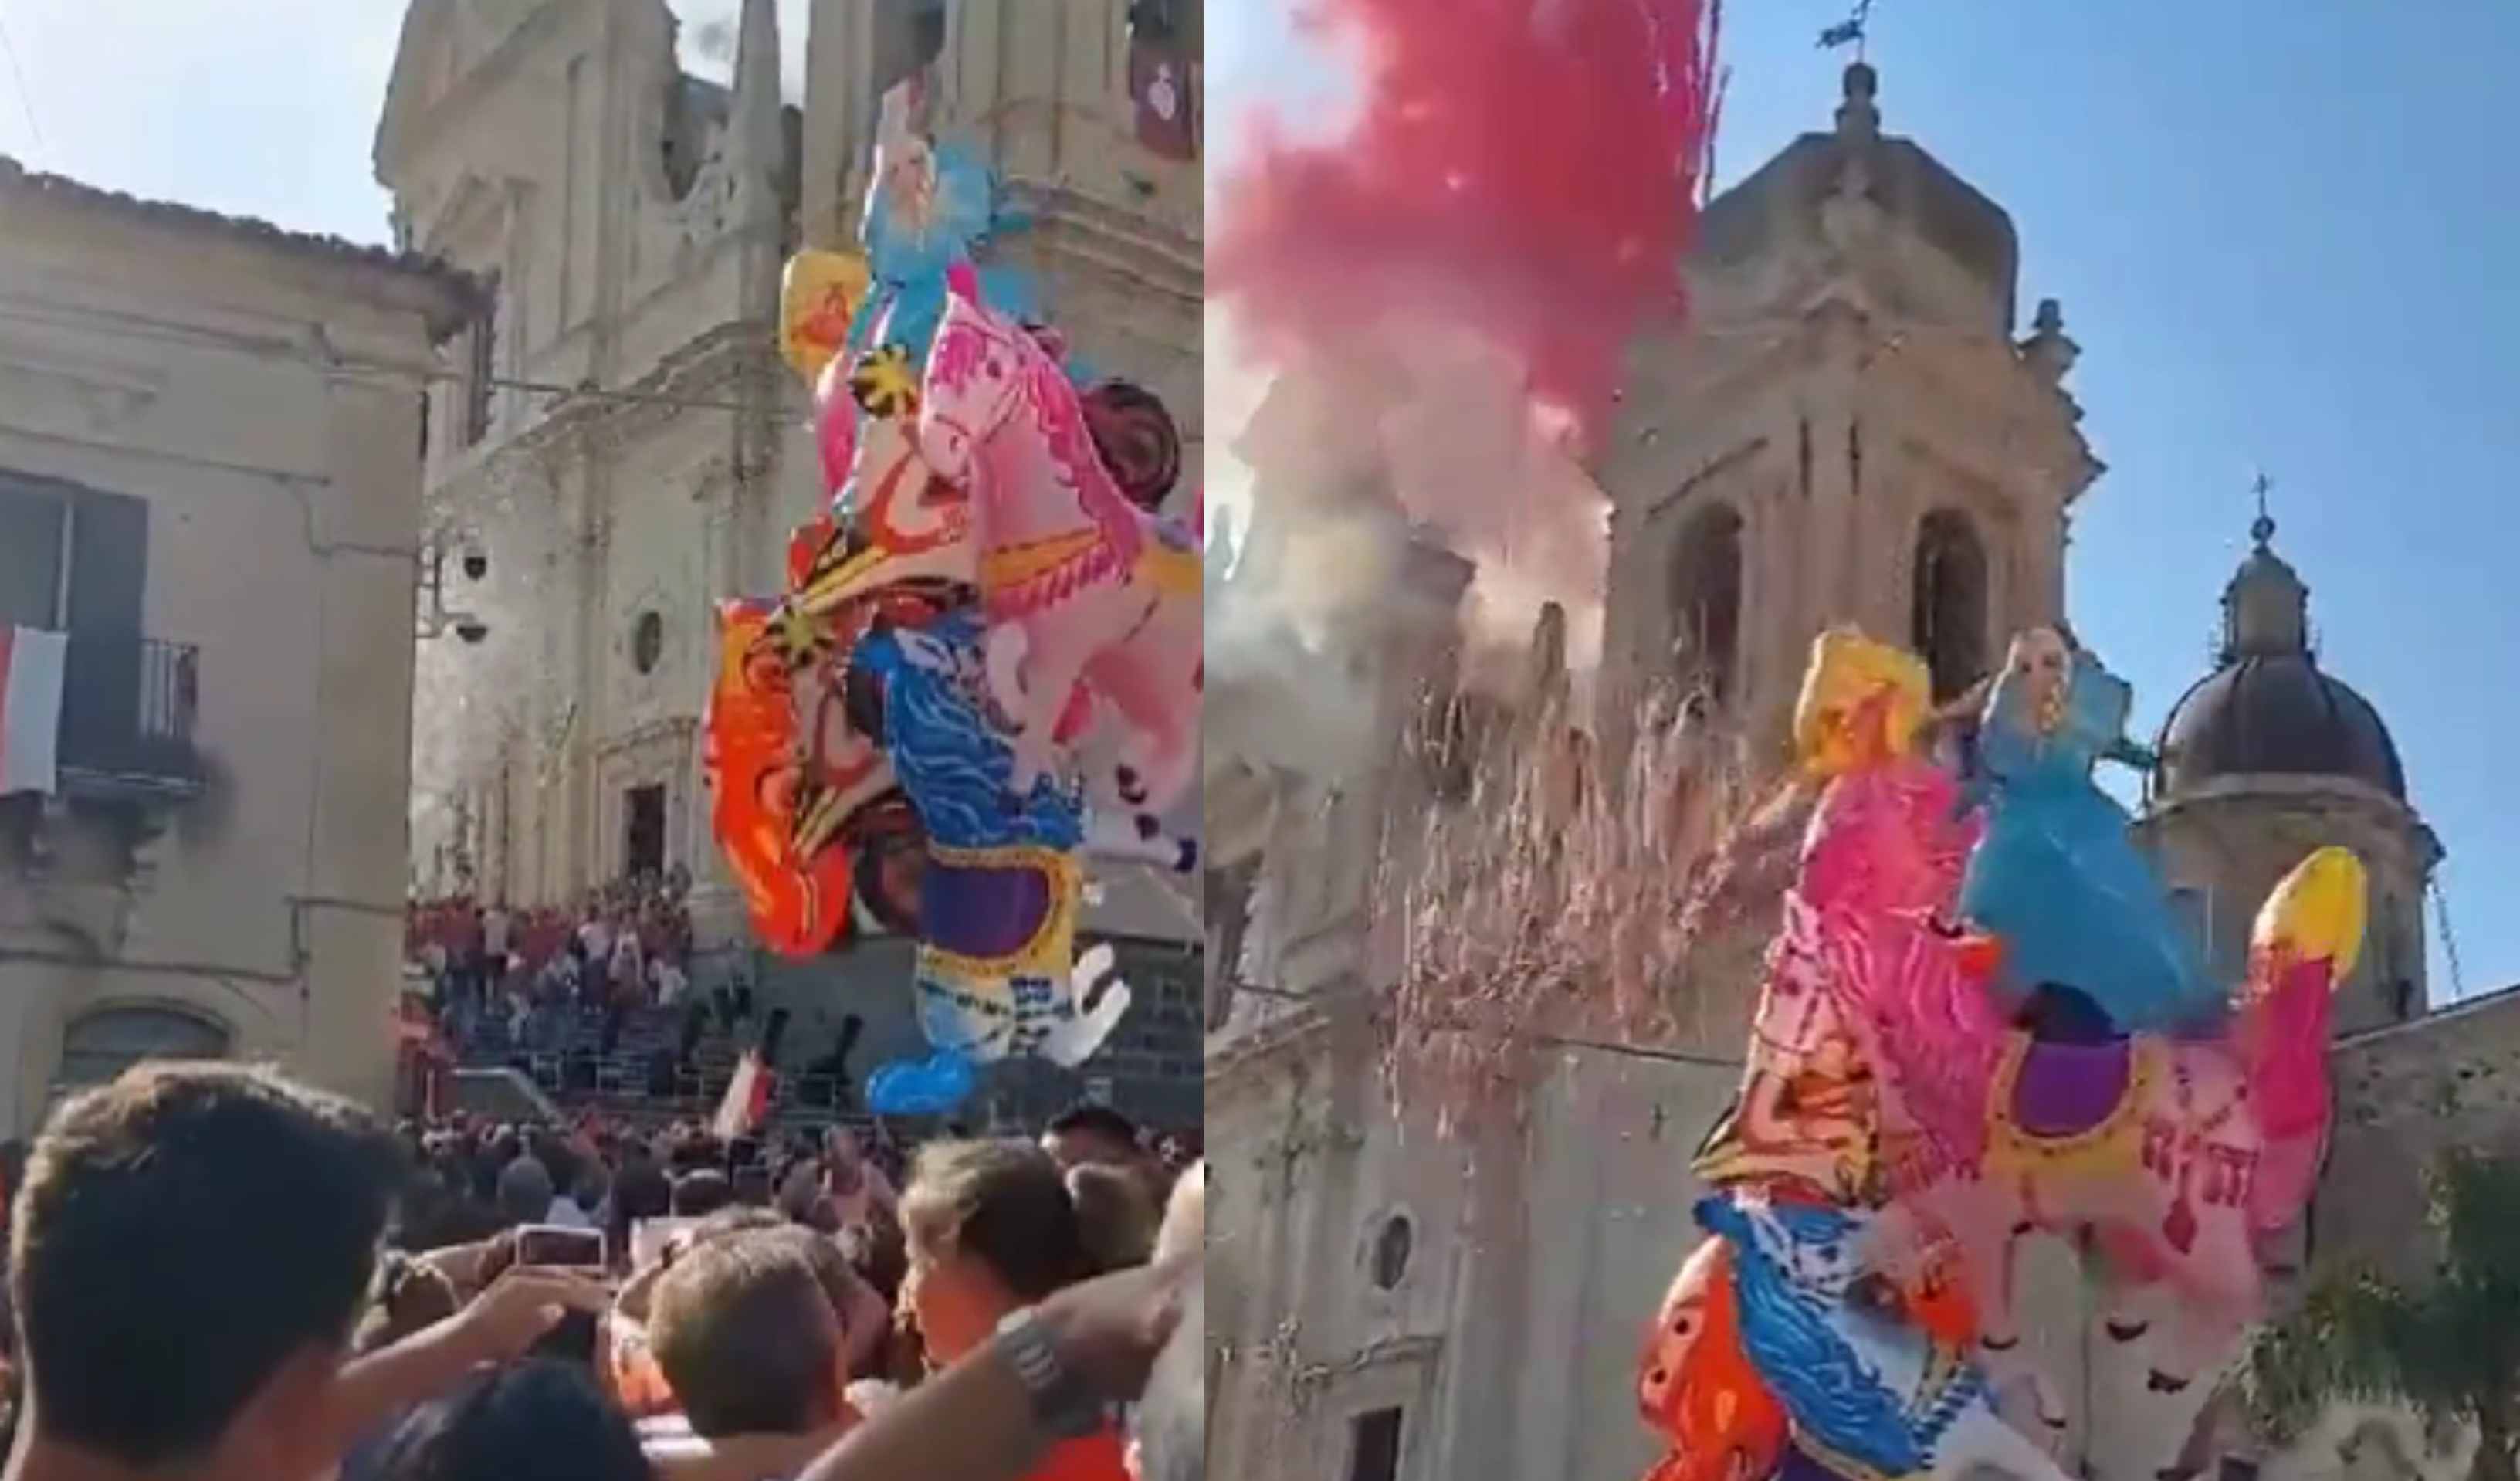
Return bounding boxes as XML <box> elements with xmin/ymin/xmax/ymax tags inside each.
<box><xmin>2010</xmin><ymin>1034</ymin><xmax>2134</xmax><ymax>1138</ymax></box>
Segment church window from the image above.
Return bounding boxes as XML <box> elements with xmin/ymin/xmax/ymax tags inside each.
<box><xmin>1910</xmin><ymin>508</ymin><xmax>1988</xmax><ymax>700</ymax></box>
<box><xmin>1670</xmin><ymin>503</ymin><xmax>1744</xmax><ymax>704</ymax></box>
<box><xmin>460</xmin><ymin>282</ymin><xmax>500</xmax><ymax>449</ymax></box>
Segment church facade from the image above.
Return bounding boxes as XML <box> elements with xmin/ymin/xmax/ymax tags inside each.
<box><xmin>379</xmin><ymin>0</ymin><xmax>1204</xmax><ymax>1120</ymax></box>
<box><xmin>1208</xmin><ymin>63</ymin><xmax>2488</xmax><ymax>1481</ymax></box>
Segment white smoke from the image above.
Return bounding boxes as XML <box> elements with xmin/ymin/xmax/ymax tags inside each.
<box><xmin>1203</xmin><ymin>301</ymin><xmax>1608</xmax><ymax>789</ymax></box>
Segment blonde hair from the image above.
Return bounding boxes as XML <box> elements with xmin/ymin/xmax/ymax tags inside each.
<box><xmin>902</xmin><ymin>1140</ymin><xmax>1121</xmax><ymax>1299</ymax></box>
<box><xmin>1792</xmin><ymin>627</ymin><xmax>1932</xmax><ymax>777</ymax></box>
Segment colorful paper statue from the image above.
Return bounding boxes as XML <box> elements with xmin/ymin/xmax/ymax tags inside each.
<box><xmin>1955</xmin><ymin>626</ymin><xmax>2222</xmax><ymax>1034</ymax></box>
<box><xmin>708</xmin><ymin>80</ymin><xmax>1198</xmax><ymax>1117</ymax></box>
<box><xmin>917</xmin><ymin>264</ymin><xmax>1203</xmax><ymax>829</ymax></box>
<box><xmin>702</xmin><ymin>599</ymin><xmax>868</xmax><ymax>957</ymax></box>
<box><xmin>1648</xmin><ymin>627</ymin><xmax>2367</xmax><ymax>1478</ymax></box>
<box><xmin>845</xmin><ymin>609</ymin><xmax>1153</xmax><ymax>1110</ymax></box>
<box><xmin>781</xmin><ymin>249</ymin><xmax>873</xmax><ymax>384</ymax></box>
<box><xmin>848</xmin><ymin>76</ymin><xmax>1048</xmax><ymax>378</ymax></box>
<box><xmin>1692</xmin><ymin>1193</ymin><xmax>2072</xmax><ymax>1481</ymax></box>
<box><xmin>1637</xmin><ymin>1238</ymin><xmax>1788</xmax><ymax>1481</ymax></box>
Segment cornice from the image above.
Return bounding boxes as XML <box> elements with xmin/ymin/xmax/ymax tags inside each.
<box><xmin>1002</xmin><ymin>180</ymin><xmax>1200</xmax><ymax>302</ymax></box>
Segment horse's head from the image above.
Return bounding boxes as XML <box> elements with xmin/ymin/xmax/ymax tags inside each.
<box><xmin>1638</xmin><ymin>1238</ymin><xmax>1788</xmax><ymax>1481</ymax></box>
<box><xmin>2244</xmin><ymin>845</ymin><xmax>2366</xmax><ymax>1005</ymax></box>
<box><xmin>916</xmin><ymin>263</ymin><xmax>1031</xmax><ymax>488</ymax></box>
<box><xmin>1695</xmin><ymin>1194</ymin><xmax>1865</xmax><ymax>1305</ymax></box>
<box><xmin>1793</xmin><ymin>628</ymin><xmax>1932</xmax><ymax>779</ymax></box>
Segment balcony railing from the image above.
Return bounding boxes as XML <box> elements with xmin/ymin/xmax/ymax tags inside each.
<box><xmin>56</xmin><ymin>632</ymin><xmax>201</xmax><ymax>799</ymax></box>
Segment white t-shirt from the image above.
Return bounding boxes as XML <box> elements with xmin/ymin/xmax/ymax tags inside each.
<box><xmin>580</xmin><ymin>920</ymin><xmax>615</xmax><ymax>960</ymax></box>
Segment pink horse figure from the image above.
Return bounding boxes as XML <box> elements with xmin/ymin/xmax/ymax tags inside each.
<box><xmin>913</xmin><ymin>264</ymin><xmax>1201</xmax><ymax>835</ymax></box>
<box><xmin>1777</xmin><ymin>629</ymin><xmax>2366</xmax><ymax>1412</ymax></box>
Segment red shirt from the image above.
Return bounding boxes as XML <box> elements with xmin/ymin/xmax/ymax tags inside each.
<box><xmin>1025</xmin><ymin>1428</ymin><xmax>1130</xmax><ymax>1481</ymax></box>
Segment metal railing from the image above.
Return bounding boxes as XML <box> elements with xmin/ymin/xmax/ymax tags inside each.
<box><xmin>56</xmin><ymin>632</ymin><xmax>199</xmax><ymax>793</ymax></box>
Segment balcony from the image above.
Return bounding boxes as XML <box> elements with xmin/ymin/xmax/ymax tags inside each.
<box><xmin>56</xmin><ymin>632</ymin><xmax>202</xmax><ymax>802</ymax></box>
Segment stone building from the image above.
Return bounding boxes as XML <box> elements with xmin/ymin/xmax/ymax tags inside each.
<box><xmin>0</xmin><ymin>156</ymin><xmax>474</xmax><ymax>1130</ymax></box>
<box><xmin>378</xmin><ymin>0</ymin><xmax>1202</xmax><ymax>1123</ymax></box>
<box><xmin>1209</xmin><ymin>62</ymin><xmax>2479</xmax><ymax>1481</ymax></box>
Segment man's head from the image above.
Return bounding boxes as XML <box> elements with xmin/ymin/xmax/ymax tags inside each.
<box><xmin>646</xmin><ymin>1231</ymin><xmax>847</xmax><ymax>1438</ymax></box>
<box><xmin>1040</xmin><ymin>1103</ymin><xmax>1146</xmax><ymax>1176</ymax></box>
<box><xmin>11</xmin><ymin>1062</ymin><xmax>398</xmax><ymax>1474</ymax></box>
<box><xmin>496</xmin><ymin>1155</ymin><xmax>556</xmax><ymax>1225</ymax></box>
<box><xmin>672</xmin><ymin>1168</ymin><xmax>734</xmax><ymax>1217</ymax></box>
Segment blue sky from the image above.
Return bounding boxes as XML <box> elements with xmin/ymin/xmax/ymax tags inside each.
<box><xmin>0</xmin><ymin>1</ymin><xmax>801</xmax><ymax>242</ymax></box>
<box><xmin>1213</xmin><ymin>1</ymin><xmax>2520</xmax><ymax>1001</ymax></box>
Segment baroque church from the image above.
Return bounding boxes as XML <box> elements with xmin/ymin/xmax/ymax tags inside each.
<box><xmin>378</xmin><ymin>0</ymin><xmax>1205</xmax><ymax>1123</ymax></box>
<box><xmin>1207</xmin><ymin>62</ymin><xmax>2491</xmax><ymax>1481</ymax></box>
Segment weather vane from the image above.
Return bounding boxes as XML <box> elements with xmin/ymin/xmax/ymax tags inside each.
<box><xmin>2250</xmin><ymin>468</ymin><xmax>2277</xmax><ymax>546</ymax></box>
<box><xmin>1818</xmin><ymin>0</ymin><xmax>1876</xmax><ymax>62</ymax></box>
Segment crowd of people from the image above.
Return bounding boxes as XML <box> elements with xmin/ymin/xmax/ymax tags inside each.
<box><xmin>0</xmin><ymin>1066</ymin><xmax>1200</xmax><ymax>1481</ymax></box>
<box><xmin>408</xmin><ymin>874</ymin><xmax>699</xmax><ymax>1049</ymax></box>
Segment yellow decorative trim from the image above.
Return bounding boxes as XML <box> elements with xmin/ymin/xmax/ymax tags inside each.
<box><xmin>918</xmin><ymin>841</ymin><xmax>1082</xmax><ymax>979</ymax></box>
<box><xmin>1141</xmin><ymin>542</ymin><xmax>1201</xmax><ymax>598</ymax></box>
<box><xmin>1789</xmin><ymin>1425</ymin><xmax>1914</xmax><ymax>1481</ymax></box>
<box><xmin>980</xmin><ymin>530</ymin><xmax>1106</xmax><ymax>591</ymax></box>
<box><xmin>1987</xmin><ymin>1032</ymin><xmax>2159</xmax><ymax>1175</ymax></box>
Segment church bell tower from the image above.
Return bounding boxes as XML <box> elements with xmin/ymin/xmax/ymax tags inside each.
<box><xmin>1597</xmin><ymin>63</ymin><xmax>2103</xmax><ymax>751</ymax></box>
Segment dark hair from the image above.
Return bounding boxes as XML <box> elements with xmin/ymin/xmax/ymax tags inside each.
<box><xmin>376</xmin><ymin>1358</ymin><xmax>648</xmax><ymax>1481</ymax></box>
<box><xmin>605</xmin><ymin>1161</ymin><xmax>672</xmax><ymax>1262</ymax></box>
<box><xmin>1065</xmin><ymin>1163</ymin><xmax>1158</xmax><ymax>1271</ymax></box>
<box><xmin>648</xmin><ymin>1234</ymin><xmax>842</xmax><ymax>1437</ymax></box>
<box><xmin>1045</xmin><ymin>1103</ymin><xmax>1143</xmax><ymax>1150</ymax></box>
<box><xmin>836</xmin><ymin>1210</ymin><xmax>909</xmax><ymax>1304</ymax></box>
<box><xmin>11</xmin><ymin>1063</ymin><xmax>398</xmax><ymax>1466</ymax></box>
<box><xmin>901</xmin><ymin>1140</ymin><xmax>1107</xmax><ymax>1301</ymax></box>
<box><xmin>672</xmin><ymin>1169</ymin><xmax>733</xmax><ymax>1217</ymax></box>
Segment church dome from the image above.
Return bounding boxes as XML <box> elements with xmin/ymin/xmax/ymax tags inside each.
<box><xmin>2153</xmin><ymin>512</ymin><xmax>2406</xmax><ymax>800</ymax></box>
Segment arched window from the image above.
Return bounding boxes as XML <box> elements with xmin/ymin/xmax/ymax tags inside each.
<box><xmin>58</xmin><ymin>1007</ymin><xmax>231</xmax><ymax>1090</ymax></box>
<box><xmin>1671</xmin><ymin>505</ymin><xmax>1744</xmax><ymax>704</ymax></box>
<box><xmin>1911</xmin><ymin>509</ymin><xmax>1989</xmax><ymax>701</ymax></box>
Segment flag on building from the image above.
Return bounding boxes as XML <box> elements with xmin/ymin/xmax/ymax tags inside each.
<box><xmin>0</xmin><ymin>626</ymin><xmax>67</xmax><ymax>798</ymax></box>
<box><xmin>1128</xmin><ymin>3</ymin><xmax>1195</xmax><ymax>161</ymax></box>
<box><xmin>714</xmin><ymin>1049</ymin><xmax>775</xmax><ymax>1140</ymax></box>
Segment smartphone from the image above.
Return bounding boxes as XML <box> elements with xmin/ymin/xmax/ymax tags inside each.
<box><xmin>515</xmin><ymin>1224</ymin><xmax>606</xmax><ymax>1269</ymax></box>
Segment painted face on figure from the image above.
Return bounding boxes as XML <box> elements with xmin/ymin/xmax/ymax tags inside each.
<box><xmin>2008</xmin><ymin>627</ymin><xmax>2071</xmax><ymax>732</ymax></box>
<box><xmin>1639</xmin><ymin>1239</ymin><xmax>1787</xmax><ymax>1481</ymax></box>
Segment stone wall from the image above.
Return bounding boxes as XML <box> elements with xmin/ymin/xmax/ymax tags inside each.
<box><xmin>0</xmin><ymin>181</ymin><xmax>462</xmax><ymax>1127</ymax></box>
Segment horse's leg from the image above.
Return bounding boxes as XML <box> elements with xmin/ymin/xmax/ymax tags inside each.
<box><xmin>1927</xmin><ymin>1398</ymin><xmax>2078</xmax><ymax>1481</ymax></box>
<box><xmin>984</xmin><ymin>618</ymin><xmax>1029</xmax><ymax>721</ymax></box>
<box><xmin>1008</xmin><ymin>625</ymin><xmax>1091</xmax><ymax>799</ymax></box>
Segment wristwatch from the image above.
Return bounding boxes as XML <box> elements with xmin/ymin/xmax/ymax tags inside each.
<box><xmin>992</xmin><ymin>1306</ymin><xmax>1102</xmax><ymax>1439</ymax></box>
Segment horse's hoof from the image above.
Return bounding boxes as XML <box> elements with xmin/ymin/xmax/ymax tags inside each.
<box><xmin>1136</xmin><ymin>812</ymin><xmax>1161</xmax><ymax>841</ymax></box>
<box><xmin>1115</xmin><ymin>764</ymin><xmax>1148</xmax><ymax>805</ymax></box>
<box><xmin>2105</xmin><ymin>1320</ymin><xmax>2149</xmax><ymax>1343</ymax></box>
<box><xmin>2147</xmin><ymin>1371</ymin><xmax>2190</xmax><ymax>1395</ymax></box>
<box><xmin>1174</xmin><ymin>839</ymin><xmax>1199</xmax><ymax>873</ymax></box>
<box><xmin>1982</xmin><ymin>1334</ymin><xmax>2020</xmax><ymax>1353</ymax></box>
